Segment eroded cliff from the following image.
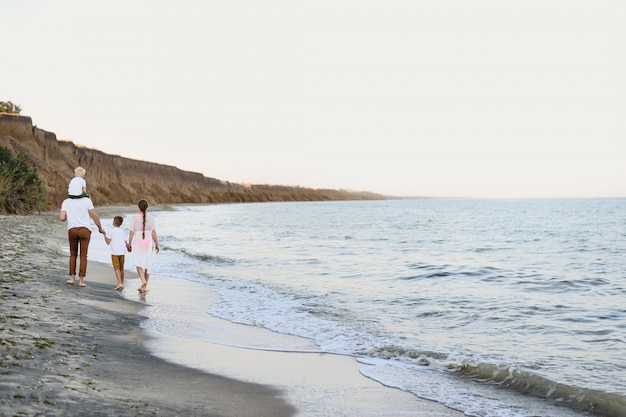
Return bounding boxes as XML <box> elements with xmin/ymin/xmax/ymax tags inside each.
<box><xmin>0</xmin><ymin>113</ymin><xmax>382</xmax><ymax>210</ymax></box>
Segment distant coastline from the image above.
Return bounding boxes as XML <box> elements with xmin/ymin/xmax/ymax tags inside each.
<box><xmin>0</xmin><ymin>113</ymin><xmax>383</xmax><ymax>210</ymax></box>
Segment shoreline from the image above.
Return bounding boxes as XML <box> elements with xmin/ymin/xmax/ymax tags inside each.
<box><xmin>120</xmin><ymin>273</ymin><xmax>466</xmax><ymax>417</ymax></box>
<box><xmin>1</xmin><ymin>212</ymin><xmax>464</xmax><ymax>416</ymax></box>
<box><xmin>1</xmin><ymin>213</ymin><xmax>294</xmax><ymax>416</ymax></box>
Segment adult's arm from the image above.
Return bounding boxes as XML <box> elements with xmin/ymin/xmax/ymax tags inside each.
<box><xmin>88</xmin><ymin>208</ymin><xmax>106</xmax><ymax>234</ymax></box>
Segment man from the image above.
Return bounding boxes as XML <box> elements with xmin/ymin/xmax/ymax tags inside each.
<box><xmin>59</xmin><ymin>195</ymin><xmax>106</xmax><ymax>287</ymax></box>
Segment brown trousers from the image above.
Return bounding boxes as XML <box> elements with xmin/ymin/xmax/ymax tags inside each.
<box><xmin>68</xmin><ymin>227</ymin><xmax>92</xmax><ymax>277</ymax></box>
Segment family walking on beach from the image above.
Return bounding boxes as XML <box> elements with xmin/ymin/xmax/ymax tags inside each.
<box><xmin>59</xmin><ymin>167</ymin><xmax>160</xmax><ymax>292</ymax></box>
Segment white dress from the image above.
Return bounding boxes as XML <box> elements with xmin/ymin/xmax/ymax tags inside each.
<box><xmin>128</xmin><ymin>212</ymin><xmax>156</xmax><ymax>269</ymax></box>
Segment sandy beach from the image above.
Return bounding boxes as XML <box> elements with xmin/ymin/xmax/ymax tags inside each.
<box><xmin>0</xmin><ymin>212</ymin><xmax>464</xmax><ymax>417</ymax></box>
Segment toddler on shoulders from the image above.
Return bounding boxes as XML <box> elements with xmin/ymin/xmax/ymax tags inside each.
<box><xmin>68</xmin><ymin>166</ymin><xmax>89</xmax><ymax>199</ymax></box>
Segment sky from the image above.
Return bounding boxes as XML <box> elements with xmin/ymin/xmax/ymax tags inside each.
<box><xmin>2</xmin><ymin>0</ymin><xmax>625</xmax><ymax>198</ymax></box>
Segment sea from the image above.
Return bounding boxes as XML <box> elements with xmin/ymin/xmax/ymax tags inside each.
<box><xmin>87</xmin><ymin>198</ymin><xmax>626</xmax><ymax>417</ymax></box>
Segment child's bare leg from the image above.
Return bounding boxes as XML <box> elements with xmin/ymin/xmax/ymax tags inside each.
<box><xmin>143</xmin><ymin>270</ymin><xmax>150</xmax><ymax>291</ymax></box>
<box><xmin>140</xmin><ymin>270</ymin><xmax>150</xmax><ymax>292</ymax></box>
<box><xmin>114</xmin><ymin>269</ymin><xmax>124</xmax><ymax>290</ymax></box>
<box><xmin>137</xmin><ymin>267</ymin><xmax>147</xmax><ymax>292</ymax></box>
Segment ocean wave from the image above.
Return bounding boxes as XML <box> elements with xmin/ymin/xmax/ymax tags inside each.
<box><xmin>362</xmin><ymin>344</ymin><xmax>626</xmax><ymax>417</ymax></box>
<box><xmin>458</xmin><ymin>361</ymin><xmax>626</xmax><ymax>417</ymax></box>
<box><xmin>167</xmin><ymin>246</ymin><xmax>236</xmax><ymax>265</ymax></box>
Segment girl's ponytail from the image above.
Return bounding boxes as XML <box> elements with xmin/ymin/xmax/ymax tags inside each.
<box><xmin>138</xmin><ymin>199</ymin><xmax>149</xmax><ymax>239</ymax></box>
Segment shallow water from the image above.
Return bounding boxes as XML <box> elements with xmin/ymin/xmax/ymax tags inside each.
<box><xmin>89</xmin><ymin>199</ymin><xmax>626</xmax><ymax>417</ymax></box>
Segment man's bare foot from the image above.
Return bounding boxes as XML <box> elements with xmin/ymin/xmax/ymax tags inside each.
<box><xmin>78</xmin><ymin>283</ymin><xmax>88</xmax><ymax>287</ymax></box>
<box><xmin>66</xmin><ymin>279</ymin><xmax>75</xmax><ymax>285</ymax></box>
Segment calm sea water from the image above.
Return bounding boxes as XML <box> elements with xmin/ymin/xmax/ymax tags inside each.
<box><xmin>90</xmin><ymin>199</ymin><xmax>626</xmax><ymax>417</ymax></box>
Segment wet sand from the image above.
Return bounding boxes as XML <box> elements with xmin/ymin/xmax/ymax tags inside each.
<box><xmin>0</xmin><ymin>212</ymin><xmax>464</xmax><ymax>416</ymax></box>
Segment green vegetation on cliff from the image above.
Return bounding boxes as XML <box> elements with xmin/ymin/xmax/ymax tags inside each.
<box><xmin>0</xmin><ymin>101</ymin><xmax>22</xmax><ymax>114</ymax></box>
<box><xmin>0</xmin><ymin>146</ymin><xmax>46</xmax><ymax>214</ymax></box>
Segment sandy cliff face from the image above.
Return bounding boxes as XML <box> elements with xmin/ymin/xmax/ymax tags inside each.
<box><xmin>0</xmin><ymin>113</ymin><xmax>382</xmax><ymax>210</ymax></box>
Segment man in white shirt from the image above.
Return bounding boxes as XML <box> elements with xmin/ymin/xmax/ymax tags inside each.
<box><xmin>59</xmin><ymin>196</ymin><xmax>106</xmax><ymax>287</ymax></box>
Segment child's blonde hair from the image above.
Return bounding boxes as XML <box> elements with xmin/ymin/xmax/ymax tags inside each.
<box><xmin>74</xmin><ymin>167</ymin><xmax>86</xmax><ymax>178</ymax></box>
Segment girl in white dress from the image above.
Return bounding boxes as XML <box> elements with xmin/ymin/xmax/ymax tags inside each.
<box><xmin>128</xmin><ymin>199</ymin><xmax>160</xmax><ymax>292</ymax></box>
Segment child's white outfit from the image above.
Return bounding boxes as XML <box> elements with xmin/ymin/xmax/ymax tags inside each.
<box><xmin>128</xmin><ymin>212</ymin><xmax>157</xmax><ymax>269</ymax></box>
<box><xmin>68</xmin><ymin>177</ymin><xmax>87</xmax><ymax>197</ymax></box>
<box><xmin>107</xmin><ymin>227</ymin><xmax>127</xmax><ymax>256</ymax></box>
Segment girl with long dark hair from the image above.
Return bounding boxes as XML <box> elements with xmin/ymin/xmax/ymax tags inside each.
<box><xmin>128</xmin><ymin>199</ymin><xmax>160</xmax><ymax>292</ymax></box>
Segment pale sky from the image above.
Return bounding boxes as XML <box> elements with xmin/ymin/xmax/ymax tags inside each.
<box><xmin>2</xmin><ymin>0</ymin><xmax>625</xmax><ymax>198</ymax></box>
